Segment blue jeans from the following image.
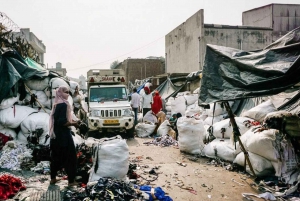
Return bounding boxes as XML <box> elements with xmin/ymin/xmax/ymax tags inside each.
<box><xmin>133</xmin><ymin>107</ymin><xmax>138</xmax><ymax>125</ymax></box>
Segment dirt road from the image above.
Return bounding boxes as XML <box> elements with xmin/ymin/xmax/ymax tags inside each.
<box><xmin>128</xmin><ymin>137</ymin><xmax>264</xmax><ymax>201</ymax></box>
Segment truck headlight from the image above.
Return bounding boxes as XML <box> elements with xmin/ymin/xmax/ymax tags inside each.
<box><xmin>123</xmin><ymin>108</ymin><xmax>133</xmax><ymax>117</ymax></box>
<box><xmin>92</xmin><ymin>110</ymin><xmax>101</xmax><ymax>117</ymax></box>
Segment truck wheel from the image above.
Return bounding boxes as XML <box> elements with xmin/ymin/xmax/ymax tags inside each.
<box><xmin>126</xmin><ymin>127</ymin><xmax>135</xmax><ymax>139</ymax></box>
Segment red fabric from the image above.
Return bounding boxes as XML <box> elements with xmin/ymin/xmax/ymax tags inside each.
<box><xmin>0</xmin><ymin>174</ymin><xmax>26</xmax><ymax>200</ymax></box>
<box><xmin>144</xmin><ymin>87</ymin><xmax>150</xmax><ymax>94</ymax></box>
<box><xmin>151</xmin><ymin>91</ymin><xmax>162</xmax><ymax>115</ymax></box>
<box><xmin>0</xmin><ymin>133</ymin><xmax>13</xmax><ymax>151</ymax></box>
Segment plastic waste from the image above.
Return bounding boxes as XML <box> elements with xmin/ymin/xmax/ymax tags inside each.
<box><xmin>139</xmin><ymin>185</ymin><xmax>173</xmax><ymax>201</ymax></box>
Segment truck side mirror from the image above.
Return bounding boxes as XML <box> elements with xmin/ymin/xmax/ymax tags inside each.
<box><xmin>85</xmin><ymin>97</ymin><xmax>89</xmax><ymax>102</ymax></box>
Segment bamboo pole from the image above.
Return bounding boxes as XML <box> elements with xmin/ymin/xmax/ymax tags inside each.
<box><xmin>223</xmin><ymin>101</ymin><xmax>256</xmax><ymax>177</ymax></box>
<box><xmin>24</xmin><ymin>84</ymin><xmax>48</xmax><ymax>113</ymax></box>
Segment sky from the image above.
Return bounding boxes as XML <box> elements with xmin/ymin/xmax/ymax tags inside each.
<box><xmin>0</xmin><ymin>0</ymin><xmax>299</xmax><ymax>78</ymax></box>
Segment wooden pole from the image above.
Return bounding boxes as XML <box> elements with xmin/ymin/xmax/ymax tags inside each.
<box><xmin>223</xmin><ymin>101</ymin><xmax>256</xmax><ymax>177</ymax></box>
<box><xmin>24</xmin><ymin>84</ymin><xmax>48</xmax><ymax>113</ymax></box>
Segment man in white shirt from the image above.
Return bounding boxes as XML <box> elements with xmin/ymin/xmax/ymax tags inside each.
<box><xmin>130</xmin><ymin>88</ymin><xmax>140</xmax><ymax>125</ymax></box>
<box><xmin>140</xmin><ymin>86</ymin><xmax>152</xmax><ymax>117</ymax></box>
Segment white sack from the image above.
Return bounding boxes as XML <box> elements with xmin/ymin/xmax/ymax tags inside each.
<box><xmin>178</xmin><ymin>117</ymin><xmax>205</xmax><ymax>154</ymax></box>
<box><xmin>0</xmin><ymin>128</ymin><xmax>17</xmax><ymax>139</ymax></box>
<box><xmin>135</xmin><ymin>123</ymin><xmax>156</xmax><ymax>138</ymax></box>
<box><xmin>157</xmin><ymin>120</ymin><xmax>170</xmax><ymax>137</ymax></box>
<box><xmin>89</xmin><ymin>136</ymin><xmax>129</xmax><ymax>181</ymax></box>
<box><xmin>234</xmin><ymin>152</ymin><xmax>274</xmax><ymax>177</ymax></box>
<box><xmin>171</xmin><ymin>96</ymin><xmax>186</xmax><ymax>117</ymax></box>
<box><xmin>241</xmin><ymin>100</ymin><xmax>277</xmax><ymax>122</ymax></box>
<box><xmin>166</xmin><ymin>98</ymin><xmax>174</xmax><ymax>106</ymax></box>
<box><xmin>209</xmin><ymin>117</ymin><xmax>254</xmax><ymax>139</ymax></box>
<box><xmin>203</xmin><ymin>139</ymin><xmax>237</xmax><ymax>162</ymax></box>
<box><xmin>49</xmin><ymin>77</ymin><xmax>69</xmax><ymax>89</ymax></box>
<box><xmin>137</xmin><ymin>113</ymin><xmax>143</xmax><ymax>123</ymax></box>
<box><xmin>203</xmin><ymin>115</ymin><xmax>224</xmax><ymax>126</ymax></box>
<box><xmin>20</xmin><ymin>112</ymin><xmax>50</xmax><ymax>145</ymax></box>
<box><xmin>16</xmin><ymin>130</ymin><xmax>28</xmax><ymax>145</ymax></box>
<box><xmin>0</xmin><ymin>94</ymin><xmax>20</xmax><ymax>110</ymax></box>
<box><xmin>25</xmin><ymin>77</ymin><xmax>50</xmax><ymax>91</ymax></box>
<box><xmin>193</xmin><ymin>88</ymin><xmax>200</xmax><ymax>94</ymax></box>
<box><xmin>69</xmin><ymin>81</ymin><xmax>79</xmax><ymax>95</ymax></box>
<box><xmin>0</xmin><ymin>105</ymin><xmax>36</xmax><ymax>128</ymax></box>
<box><xmin>143</xmin><ymin>111</ymin><xmax>157</xmax><ymax>124</ymax></box>
<box><xmin>245</xmin><ymin>129</ymin><xmax>279</xmax><ymax>162</ymax></box>
<box><xmin>206</xmin><ymin>103</ymin><xmax>226</xmax><ymax>117</ymax></box>
<box><xmin>184</xmin><ymin>94</ymin><xmax>198</xmax><ymax>106</ymax></box>
<box><xmin>25</xmin><ymin>90</ymin><xmax>50</xmax><ymax>109</ymax></box>
<box><xmin>73</xmin><ymin>134</ymin><xmax>84</xmax><ymax>147</ymax></box>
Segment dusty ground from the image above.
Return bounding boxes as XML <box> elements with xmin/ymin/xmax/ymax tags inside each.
<box><xmin>127</xmin><ymin>137</ymin><xmax>264</xmax><ymax>201</ymax></box>
<box><xmin>2</xmin><ymin>137</ymin><xmax>266</xmax><ymax>201</ymax></box>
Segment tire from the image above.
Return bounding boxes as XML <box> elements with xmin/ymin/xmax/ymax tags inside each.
<box><xmin>126</xmin><ymin>127</ymin><xmax>135</xmax><ymax>138</ymax></box>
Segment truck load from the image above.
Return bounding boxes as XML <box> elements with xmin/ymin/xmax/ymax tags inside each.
<box><xmin>85</xmin><ymin>69</ymin><xmax>134</xmax><ymax>138</ymax></box>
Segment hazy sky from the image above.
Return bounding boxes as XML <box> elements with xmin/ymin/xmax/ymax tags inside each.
<box><xmin>1</xmin><ymin>0</ymin><xmax>299</xmax><ymax>78</ymax></box>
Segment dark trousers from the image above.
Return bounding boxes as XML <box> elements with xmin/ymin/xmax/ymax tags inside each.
<box><xmin>133</xmin><ymin>107</ymin><xmax>138</xmax><ymax>125</ymax></box>
<box><xmin>142</xmin><ymin>108</ymin><xmax>151</xmax><ymax>117</ymax></box>
<box><xmin>50</xmin><ymin>141</ymin><xmax>77</xmax><ymax>183</ymax></box>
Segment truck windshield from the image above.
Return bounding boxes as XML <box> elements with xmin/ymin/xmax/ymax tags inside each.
<box><xmin>89</xmin><ymin>87</ymin><xmax>128</xmax><ymax>102</ymax></box>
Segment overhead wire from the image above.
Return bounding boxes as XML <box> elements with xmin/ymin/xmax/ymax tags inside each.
<box><xmin>68</xmin><ymin>36</ymin><xmax>164</xmax><ymax>71</ymax></box>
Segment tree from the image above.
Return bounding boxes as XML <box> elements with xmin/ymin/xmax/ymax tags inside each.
<box><xmin>110</xmin><ymin>60</ymin><xmax>120</xmax><ymax>69</ymax></box>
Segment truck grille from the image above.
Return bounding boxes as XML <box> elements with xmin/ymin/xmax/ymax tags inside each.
<box><xmin>100</xmin><ymin>109</ymin><xmax>122</xmax><ymax>117</ymax></box>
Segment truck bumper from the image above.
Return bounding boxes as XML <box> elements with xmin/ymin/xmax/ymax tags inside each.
<box><xmin>88</xmin><ymin>116</ymin><xmax>134</xmax><ymax>131</ymax></box>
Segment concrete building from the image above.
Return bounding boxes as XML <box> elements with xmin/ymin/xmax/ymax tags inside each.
<box><xmin>15</xmin><ymin>28</ymin><xmax>46</xmax><ymax>64</ymax></box>
<box><xmin>115</xmin><ymin>58</ymin><xmax>165</xmax><ymax>87</ymax></box>
<box><xmin>243</xmin><ymin>4</ymin><xmax>300</xmax><ymax>39</ymax></box>
<box><xmin>165</xmin><ymin>9</ymin><xmax>273</xmax><ymax>74</ymax></box>
<box><xmin>165</xmin><ymin>4</ymin><xmax>300</xmax><ymax>74</ymax></box>
<box><xmin>48</xmin><ymin>62</ymin><xmax>67</xmax><ymax>76</ymax></box>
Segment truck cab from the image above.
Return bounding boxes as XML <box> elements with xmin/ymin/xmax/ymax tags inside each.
<box><xmin>86</xmin><ymin>69</ymin><xmax>134</xmax><ymax>138</ymax></box>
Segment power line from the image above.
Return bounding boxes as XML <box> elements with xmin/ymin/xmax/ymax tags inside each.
<box><xmin>68</xmin><ymin>36</ymin><xmax>164</xmax><ymax>71</ymax></box>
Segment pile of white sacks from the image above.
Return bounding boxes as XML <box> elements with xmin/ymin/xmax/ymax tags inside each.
<box><xmin>0</xmin><ymin>76</ymin><xmax>86</xmax><ymax>169</ymax></box>
<box><xmin>161</xmin><ymin>89</ymin><xmax>299</xmax><ymax>184</ymax></box>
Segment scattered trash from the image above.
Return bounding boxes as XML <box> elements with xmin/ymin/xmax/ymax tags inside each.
<box><xmin>231</xmin><ymin>178</ymin><xmax>244</xmax><ymax>186</ymax></box>
<box><xmin>176</xmin><ymin>161</ymin><xmax>187</xmax><ymax>167</ymax></box>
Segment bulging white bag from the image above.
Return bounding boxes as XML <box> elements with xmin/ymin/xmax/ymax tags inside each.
<box><xmin>202</xmin><ymin>139</ymin><xmax>237</xmax><ymax>162</ymax></box>
<box><xmin>209</xmin><ymin>117</ymin><xmax>254</xmax><ymax>139</ymax></box>
<box><xmin>16</xmin><ymin>130</ymin><xmax>28</xmax><ymax>145</ymax></box>
<box><xmin>245</xmin><ymin>129</ymin><xmax>278</xmax><ymax>162</ymax></box>
<box><xmin>69</xmin><ymin>81</ymin><xmax>79</xmax><ymax>95</ymax></box>
<box><xmin>25</xmin><ymin>77</ymin><xmax>50</xmax><ymax>91</ymax></box>
<box><xmin>184</xmin><ymin>94</ymin><xmax>198</xmax><ymax>106</ymax></box>
<box><xmin>203</xmin><ymin>115</ymin><xmax>224</xmax><ymax>126</ymax></box>
<box><xmin>171</xmin><ymin>96</ymin><xmax>186</xmax><ymax>117</ymax></box>
<box><xmin>0</xmin><ymin>128</ymin><xmax>17</xmax><ymax>139</ymax></box>
<box><xmin>0</xmin><ymin>94</ymin><xmax>20</xmax><ymax>110</ymax></box>
<box><xmin>178</xmin><ymin>117</ymin><xmax>205</xmax><ymax>154</ymax></box>
<box><xmin>241</xmin><ymin>100</ymin><xmax>277</xmax><ymax>122</ymax></box>
<box><xmin>135</xmin><ymin>123</ymin><xmax>156</xmax><ymax>137</ymax></box>
<box><xmin>89</xmin><ymin>136</ymin><xmax>129</xmax><ymax>181</ymax></box>
<box><xmin>157</xmin><ymin>120</ymin><xmax>170</xmax><ymax>136</ymax></box>
<box><xmin>234</xmin><ymin>152</ymin><xmax>274</xmax><ymax>177</ymax></box>
<box><xmin>143</xmin><ymin>111</ymin><xmax>157</xmax><ymax>124</ymax></box>
<box><xmin>20</xmin><ymin>112</ymin><xmax>50</xmax><ymax>145</ymax></box>
<box><xmin>49</xmin><ymin>77</ymin><xmax>69</xmax><ymax>89</ymax></box>
<box><xmin>0</xmin><ymin>105</ymin><xmax>36</xmax><ymax>128</ymax></box>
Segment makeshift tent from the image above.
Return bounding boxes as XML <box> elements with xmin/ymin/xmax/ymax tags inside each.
<box><xmin>155</xmin><ymin>77</ymin><xmax>186</xmax><ymax>100</ymax></box>
<box><xmin>0</xmin><ymin>49</ymin><xmax>48</xmax><ymax>103</ymax></box>
<box><xmin>199</xmin><ymin>27</ymin><xmax>300</xmax><ymax>104</ymax></box>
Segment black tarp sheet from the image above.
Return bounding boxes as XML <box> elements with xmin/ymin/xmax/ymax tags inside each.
<box><xmin>199</xmin><ymin>27</ymin><xmax>300</xmax><ymax>104</ymax></box>
<box><xmin>0</xmin><ymin>49</ymin><xmax>48</xmax><ymax>102</ymax></box>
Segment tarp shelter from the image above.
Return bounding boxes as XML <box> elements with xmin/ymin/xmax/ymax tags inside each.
<box><xmin>199</xmin><ymin>27</ymin><xmax>300</xmax><ymax>104</ymax></box>
<box><xmin>155</xmin><ymin>77</ymin><xmax>186</xmax><ymax>100</ymax></box>
<box><xmin>0</xmin><ymin>49</ymin><xmax>48</xmax><ymax>103</ymax></box>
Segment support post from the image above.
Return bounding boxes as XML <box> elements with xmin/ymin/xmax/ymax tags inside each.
<box><xmin>223</xmin><ymin>101</ymin><xmax>256</xmax><ymax>177</ymax></box>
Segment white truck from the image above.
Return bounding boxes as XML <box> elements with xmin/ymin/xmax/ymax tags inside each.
<box><xmin>85</xmin><ymin>69</ymin><xmax>135</xmax><ymax>138</ymax></box>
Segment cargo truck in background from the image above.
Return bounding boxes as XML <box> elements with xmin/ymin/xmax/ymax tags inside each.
<box><xmin>85</xmin><ymin>69</ymin><xmax>135</xmax><ymax>138</ymax></box>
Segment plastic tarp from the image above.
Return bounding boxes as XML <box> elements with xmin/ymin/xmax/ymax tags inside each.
<box><xmin>0</xmin><ymin>49</ymin><xmax>48</xmax><ymax>103</ymax></box>
<box><xmin>25</xmin><ymin>57</ymin><xmax>48</xmax><ymax>72</ymax></box>
<box><xmin>199</xmin><ymin>27</ymin><xmax>300</xmax><ymax>104</ymax></box>
<box><xmin>155</xmin><ymin>77</ymin><xmax>186</xmax><ymax>100</ymax></box>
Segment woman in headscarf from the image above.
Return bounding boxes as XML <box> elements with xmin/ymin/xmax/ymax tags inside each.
<box><xmin>49</xmin><ymin>86</ymin><xmax>80</xmax><ymax>187</ymax></box>
<box><xmin>151</xmin><ymin>91</ymin><xmax>162</xmax><ymax>115</ymax></box>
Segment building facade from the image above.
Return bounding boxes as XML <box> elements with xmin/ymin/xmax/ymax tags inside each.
<box><xmin>115</xmin><ymin>58</ymin><xmax>165</xmax><ymax>87</ymax></box>
<box><xmin>243</xmin><ymin>4</ymin><xmax>300</xmax><ymax>39</ymax></box>
<box><xmin>165</xmin><ymin>4</ymin><xmax>300</xmax><ymax>74</ymax></box>
<box><xmin>48</xmin><ymin>62</ymin><xmax>67</xmax><ymax>76</ymax></box>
